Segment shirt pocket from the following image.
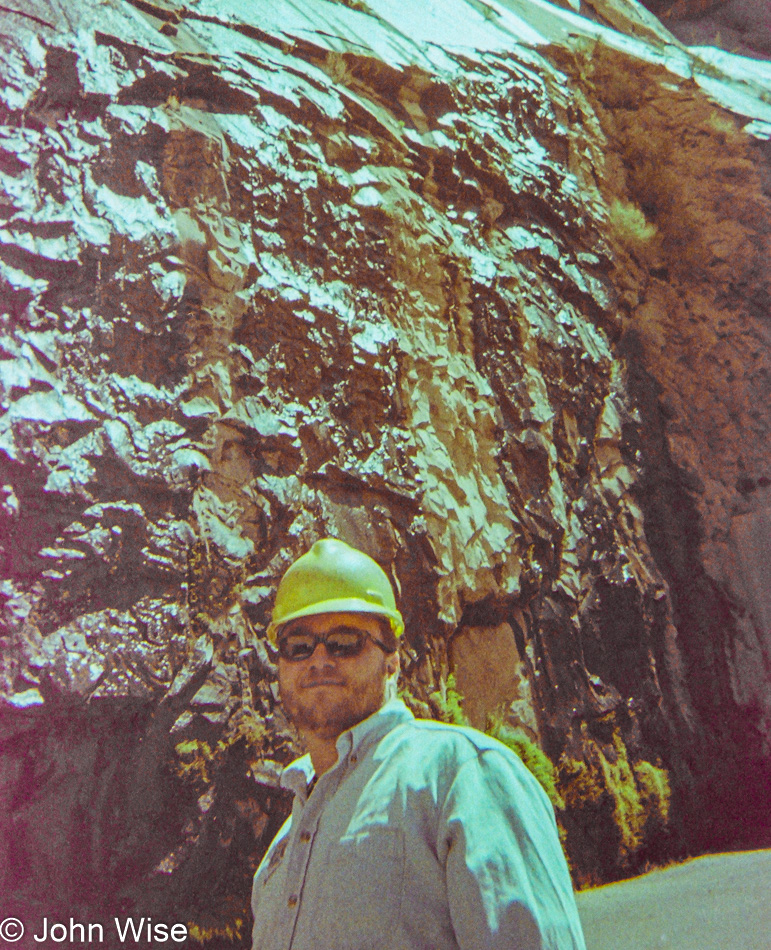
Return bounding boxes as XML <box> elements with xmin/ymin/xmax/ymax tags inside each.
<box><xmin>320</xmin><ymin>827</ymin><xmax>404</xmax><ymax>950</ymax></box>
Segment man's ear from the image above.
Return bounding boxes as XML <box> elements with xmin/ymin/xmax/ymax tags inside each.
<box><xmin>386</xmin><ymin>649</ymin><xmax>400</xmax><ymax>678</ymax></box>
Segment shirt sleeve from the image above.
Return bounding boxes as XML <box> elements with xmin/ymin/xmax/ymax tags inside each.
<box><xmin>439</xmin><ymin>747</ymin><xmax>586</xmax><ymax>950</ymax></box>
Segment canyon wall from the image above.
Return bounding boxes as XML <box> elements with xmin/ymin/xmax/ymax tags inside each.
<box><xmin>1</xmin><ymin>0</ymin><xmax>769</xmax><ymax>944</ymax></box>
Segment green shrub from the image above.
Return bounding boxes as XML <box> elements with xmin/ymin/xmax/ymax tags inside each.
<box><xmin>487</xmin><ymin>716</ymin><xmax>564</xmax><ymax>810</ymax></box>
<box><xmin>188</xmin><ymin>917</ymin><xmax>245</xmax><ymax>945</ymax></box>
<box><xmin>559</xmin><ymin>756</ymin><xmax>603</xmax><ymax>808</ymax></box>
<box><xmin>427</xmin><ymin>681</ymin><xmax>563</xmax><ymax>810</ymax></box>
<box><xmin>175</xmin><ymin>739</ymin><xmax>213</xmax><ymax>785</ymax></box>
<box><xmin>429</xmin><ymin>673</ymin><xmax>471</xmax><ymax>727</ymax></box>
<box><xmin>557</xmin><ymin>720</ymin><xmax>672</xmax><ymax>875</ymax></box>
<box><xmin>607</xmin><ymin>198</ymin><xmax>658</xmax><ymax>246</ymax></box>
<box><xmin>599</xmin><ymin>730</ymin><xmax>645</xmax><ymax>857</ymax></box>
<box><xmin>634</xmin><ymin>759</ymin><xmax>671</xmax><ymax>824</ymax></box>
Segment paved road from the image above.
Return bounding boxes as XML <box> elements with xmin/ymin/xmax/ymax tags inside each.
<box><xmin>576</xmin><ymin>850</ymin><xmax>771</xmax><ymax>950</ymax></box>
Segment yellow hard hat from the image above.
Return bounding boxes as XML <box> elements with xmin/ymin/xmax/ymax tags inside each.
<box><xmin>267</xmin><ymin>538</ymin><xmax>404</xmax><ymax>643</ymax></box>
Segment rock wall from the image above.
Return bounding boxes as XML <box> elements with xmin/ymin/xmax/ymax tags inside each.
<box><xmin>640</xmin><ymin>0</ymin><xmax>771</xmax><ymax>59</ymax></box>
<box><xmin>1</xmin><ymin>0</ymin><xmax>769</xmax><ymax>942</ymax></box>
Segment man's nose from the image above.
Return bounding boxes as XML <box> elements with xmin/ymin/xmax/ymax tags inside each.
<box><xmin>306</xmin><ymin>641</ymin><xmax>337</xmax><ymax>663</ymax></box>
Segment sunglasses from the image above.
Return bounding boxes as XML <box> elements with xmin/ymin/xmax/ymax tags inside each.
<box><xmin>276</xmin><ymin>625</ymin><xmax>390</xmax><ymax>662</ymax></box>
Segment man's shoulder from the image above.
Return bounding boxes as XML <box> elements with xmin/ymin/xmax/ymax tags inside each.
<box><xmin>381</xmin><ymin>714</ymin><xmax>554</xmax><ymax>812</ymax></box>
<box><xmin>385</xmin><ymin>712</ymin><xmax>519</xmax><ymax>764</ymax></box>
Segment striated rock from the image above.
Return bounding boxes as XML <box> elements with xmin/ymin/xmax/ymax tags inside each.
<box><xmin>1</xmin><ymin>0</ymin><xmax>769</xmax><ymax>940</ymax></box>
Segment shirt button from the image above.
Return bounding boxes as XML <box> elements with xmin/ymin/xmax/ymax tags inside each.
<box><xmin>300</xmin><ymin>831</ymin><xmax>311</xmax><ymax>842</ymax></box>
<box><xmin>288</xmin><ymin>895</ymin><xmax>298</xmax><ymax>908</ymax></box>
<box><xmin>350</xmin><ymin>754</ymin><xmax>357</xmax><ymax>763</ymax></box>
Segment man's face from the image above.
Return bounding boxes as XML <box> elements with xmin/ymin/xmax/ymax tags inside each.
<box><xmin>277</xmin><ymin>611</ymin><xmax>400</xmax><ymax>740</ymax></box>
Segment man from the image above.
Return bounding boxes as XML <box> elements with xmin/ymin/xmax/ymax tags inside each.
<box><xmin>251</xmin><ymin>537</ymin><xmax>586</xmax><ymax>950</ymax></box>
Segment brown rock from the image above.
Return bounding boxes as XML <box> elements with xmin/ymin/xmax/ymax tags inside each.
<box><xmin>1</xmin><ymin>0</ymin><xmax>769</xmax><ymax>938</ymax></box>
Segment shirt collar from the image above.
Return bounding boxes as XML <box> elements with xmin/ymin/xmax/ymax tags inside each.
<box><xmin>280</xmin><ymin>699</ymin><xmax>414</xmax><ymax>798</ymax></box>
<box><xmin>337</xmin><ymin>698</ymin><xmax>413</xmax><ymax>761</ymax></box>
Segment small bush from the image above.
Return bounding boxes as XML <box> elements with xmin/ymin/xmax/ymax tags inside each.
<box><xmin>607</xmin><ymin>198</ymin><xmax>658</xmax><ymax>247</ymax></box>
<box><xmin>429</xmin><ymin>673</ymin><xmax>471</xmax><ymax>727</ymax></box>
<box><xmin>188</xmin><ymin>916</ymin><xmax>245</xmax><ymax>945</ymax></box>
<box><xmin>558</xmin><ymin>722</ymin><xmax>672</xmax><ymax>876</ymax></box>
<box><xmin>175</xmin><ymin>739</ymin><xmax>213</xmax><ymax>786</ymax></box>
<box><xmin>600</xmin><ymin>733</ymin><xmax>645</xmax><ymax>858</ymax></box>
<box><xmin>634</xmin><ymin>759</ymin><xmax>671</xmax><ymax>825</ymax></box>
<box><xmin>559</xmin><ymin>756</ymin><xmax>603</xmax><ymax>808</ymax></box>
<box><xmin>487</xmin><ymin>716</ymin><xmax>564</xmax><ymax>810</ymax></box>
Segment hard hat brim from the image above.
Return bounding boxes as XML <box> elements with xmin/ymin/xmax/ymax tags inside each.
<box><xmin>267</xmin><ymin>597</ymin><xmax>404</xmax><ymax>643</ymax></box>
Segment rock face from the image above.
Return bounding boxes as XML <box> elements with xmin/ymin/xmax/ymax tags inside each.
<box><xmin>1</xmin><ymin>0</ymin><xmax>769</xmax><ymax>942</ymax></box>
<box><xmin>640</xmin><ymin>0</ymin><xmax>771</xmax><ymax>60</ymax></box>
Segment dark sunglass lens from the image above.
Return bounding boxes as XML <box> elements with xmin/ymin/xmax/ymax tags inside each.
<box><xmin>280</xmin><ymin>634</ymin><xmax>315</xmax><ymax>660</ymax></box>
<box><xmin>326</xmin><ymin>630</ymin><xmax>365</xmax><ymax>657</ymax></box>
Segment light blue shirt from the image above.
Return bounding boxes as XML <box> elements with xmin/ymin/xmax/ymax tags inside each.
<box><xmin>251</xmin><ymin>699</ymin><xmax>586</xmax><ymax>950</ymax></box>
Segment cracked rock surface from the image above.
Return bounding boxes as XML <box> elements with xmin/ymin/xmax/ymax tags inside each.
<box><xmin>1</xmin><ymin>0</ymin><xmax>769</xmax><ymax>941</ymax></box>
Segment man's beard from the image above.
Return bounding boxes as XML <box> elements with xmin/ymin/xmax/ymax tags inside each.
<box><xmin>280</xmin><ymin>663</ymin><xmax>389</xmax><ymax>741</ymax></box>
